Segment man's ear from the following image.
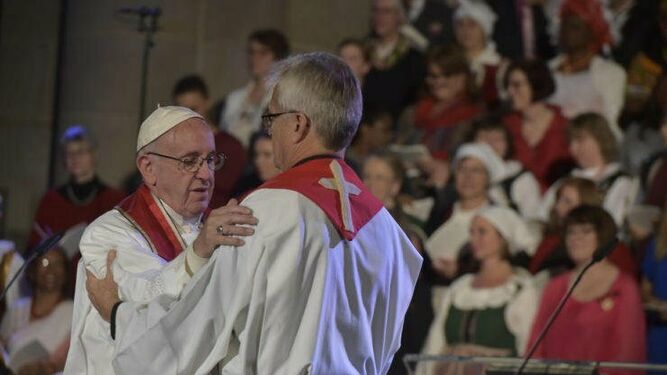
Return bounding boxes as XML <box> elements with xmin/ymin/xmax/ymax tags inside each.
<box><xmin>137</xmin><ymin>154</ymin><xmax>157</xmax><ymax>186</ymax></box>
<box><xmin>291</xmin><ymin>112</ymin><xmax>311</xmax><ymax>144</ymax></box>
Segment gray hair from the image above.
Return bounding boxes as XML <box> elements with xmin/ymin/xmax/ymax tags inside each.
<box><xmin>267</xmin><ymin>52</ymin><xmax>363</xmax><ymax>150</ymax></box>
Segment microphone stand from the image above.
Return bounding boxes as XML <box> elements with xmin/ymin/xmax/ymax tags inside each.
<box><xmin>117</xmin><ymin>7</ymin><xmax>161</xmax><ymax>130</ymax></box>
<box><xmin>516</xmin><ymin>240</ymin><xmax>617</xmax><ymax>375</ymax></box>
<box><xmin>137</xmin><ymin>10</ymin><xmax>159</xmax><ymax>129</ymax></box>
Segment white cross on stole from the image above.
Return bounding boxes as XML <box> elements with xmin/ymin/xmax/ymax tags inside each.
<box><xmin>318</xmin><ymin>160</ymin><xmax>361</xmax><ymax>232</ymax></box>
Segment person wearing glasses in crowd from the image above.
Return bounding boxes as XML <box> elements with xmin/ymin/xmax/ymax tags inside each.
<box><xmin>84</xmin><ymin>52</ymin><xmax>422</xmax><ymax>374</ymax></box>
<box><xmin>64</xmin><ymin>106</ymin><xmax>258</xmax><ymax>374</ymax></box>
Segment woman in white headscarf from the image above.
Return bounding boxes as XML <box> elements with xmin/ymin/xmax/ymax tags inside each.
<box><xmin>454</xmin><ymin>0</ymin><xmax>504</xmax><ymax>108</ymax></box>
<box><xmin>419</xmin><ymin>206</ymin><xmax>540</xmax><ymax>374</ymax></box>
<box><xmin>465</xmin><ymin>115</ymin><xmax>543</xmax><ymax>220</ymax></box>
<box><xmin>425</xmin><ymin>143</ymin><xmax>501</xmax><ymax>281</ymax></box>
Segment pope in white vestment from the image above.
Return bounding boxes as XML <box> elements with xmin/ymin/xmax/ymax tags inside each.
<box><xmin>65</xmin><ymin>105</ymin><xmax>257</xmax><ymax>375</ymax></box>
<box><xmin>109</xmin><ymin>157</ymin><xmax>423</xmax><ymax>375</ymax></box>
<box><xmin>64</xmin><ymin>198</ymin><xmax>205</xmax><ymax>375</ymax></box>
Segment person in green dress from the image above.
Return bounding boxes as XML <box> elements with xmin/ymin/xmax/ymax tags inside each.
<box><xmin>419</xmin><ymin>206</ymin><xmax>539</xmax><ymax>374</ymax></box>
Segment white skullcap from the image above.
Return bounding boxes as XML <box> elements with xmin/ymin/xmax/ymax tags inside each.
<box><xmin>136</xmin><ymin>106</ymin><xmax>204</xmax><ymax>151</ymax></box>
<box><xmin>454</xmin><ymin>0</ymin><xmax>497</xmax><ymax>37</ymax></box>
<box><xmin>475</xmin><ymin>206</ymin><xmax>540</xmax><ymax>255</ymax></box>
<box><xmin>454</xmin><ymin>143</ymin><xmax>504</xmax><ymax>183</ymax></box>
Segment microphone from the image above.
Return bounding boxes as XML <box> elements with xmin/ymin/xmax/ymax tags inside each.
<box><xmin>592</xmin><ymin>239</ymin><xmax>618</xmax><ymax>263</ymax></box>
<box><xmin>32</xmin><ymin>231</ymin><xmax>64</xmax><ymax>258</ymax></box>
<box><xmin>0</xmin><ymin>232</ymin><xmax>64</xmax><ymax>304</ymax></box>
<box><xmin>117</xmin><ymin>6</ymin><xmax>162</xmax><ymax>17</ymax></box>
<box><xmin>515</xmin><ymin>239</ymin><xmax>618</xmax><ymax>375</ymax></box>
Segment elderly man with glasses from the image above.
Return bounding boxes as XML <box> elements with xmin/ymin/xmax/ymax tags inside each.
<box><xmin>64</xmin><ymin>106</ymin><xmax>258</xmax><ymax>374</ymax></box>
<box><xmin>85</xmin><ymin>53</ymin><xmax>423</xmax><ymax>375</ymax></box>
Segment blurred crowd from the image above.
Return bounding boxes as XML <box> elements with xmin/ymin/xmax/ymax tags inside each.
<box><xmin>2</xmin><ymin>0</ymin><xmax>667</xmax><ymax>373</ymax></box>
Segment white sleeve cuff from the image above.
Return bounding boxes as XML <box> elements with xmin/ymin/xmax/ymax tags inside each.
<box><xmin>185</xmin><ymin>244</ymin><xmax>208</xmax><ymax>276</ymax></box>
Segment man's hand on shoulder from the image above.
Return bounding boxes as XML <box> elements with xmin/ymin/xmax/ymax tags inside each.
<box><xmin>193</xmin><ymin>198</ymin><xmax>258</xmax><ymax>258</ymax></box>
<box><xmin>86</xmin><ymin>250</ymin><xmax>120</xmax><ymax>322</ymax></box>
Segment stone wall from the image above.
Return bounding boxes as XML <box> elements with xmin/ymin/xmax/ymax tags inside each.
<box><xmin>0</xmin><ymin>0</ymin><xmax>371</xmax><ymax>248</ymax></box>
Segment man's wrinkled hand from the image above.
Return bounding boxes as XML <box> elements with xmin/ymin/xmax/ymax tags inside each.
<box><xmin>193</xmin><ymin>198</ymin><xmax>258</xmax><ymax>258</ymax></box>
<box><xmin>86</xmin><ymin>250</ymin><xmax>120</xmax><ymax>322</ymax></box>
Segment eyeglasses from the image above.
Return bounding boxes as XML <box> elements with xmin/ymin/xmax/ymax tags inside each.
<box><xmin>147</xmin><ymin>152</ymin><xmax>226</xmax><ymax>172</ymax></box>
<box><xmin>261</xmin><ymin>110</ymin><xmax>299</xmax><ymax>135</ymax></box>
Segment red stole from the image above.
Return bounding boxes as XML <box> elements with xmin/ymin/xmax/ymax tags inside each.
<box><xmin>258</xmin><ymin>158</ymin><xmax>384</xmax><ymax>241</ymax></box>
<box><xmin>115</xmin><ymin>185</ymin><xmax>203</xmax><ymax>261</ymax></box>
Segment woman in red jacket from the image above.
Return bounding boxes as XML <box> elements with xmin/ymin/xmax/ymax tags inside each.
<box><xmin>502</xmin><ymin>59</ymin><xmax>573</xmax><ymax>191</ymax></box>
<box><xmin>528</xmin><ymin>205</ymin><xmax>646</xmax><ymax>371</ymax></box>
<box><xmin>413</xmin><ymin>44</ymin><xmax>483</xmax><ymax>161</ymax></box>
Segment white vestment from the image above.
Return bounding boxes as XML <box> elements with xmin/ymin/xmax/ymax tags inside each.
<box><xmin>64</xmin><ymin>199</ymin><xmax>206</xmax><ymax>375</ymax></box>
<box><xmin>109</xmin><ymin>163</ymin><xmax>423</xmax><ymax>375</ymax></box>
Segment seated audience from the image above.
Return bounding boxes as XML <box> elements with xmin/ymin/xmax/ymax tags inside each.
<box><xmin>364</xmin><ymin>0</ymin><xmax>426</xmax><ymax>119</ymax></box>
<box><xmin>420</xmin><ymin>206</ymin><xmax>539</xmax><ymax>372</ymax></box>
<box><xmin>337</xmin><ymin>38</ymin><xmax>372</xmax><ymax>87</ymax></box>
<box><xmin>220</xmin><ymin>29</ymin><xmax>290</xmax><ymax>148</ymax></box>
<box><xmin>548</xmin><ymin>0</ymin><xmax>626</xmax><ymax>140</ymax></box>
<box><xmin>621</xmin><ymin>74</ymin><xmax>667</xmax><ymax>175</ymax></box>
<box><xmin>346</xmin><ymin>108</ymin><xmax>394</xmax><ymax>173</ymax></box>
<box><xmin>466</xmin><ymin>116</ymin><xmax>542</xmax><ymax>219</ymax></box>
<box><xmin>0</xmin><ymin>249</ymin><xmax>73</xmax><ymax>374</ymax></box>
<box><xmin>618</xmin><ymin>1</ymin><xmax>667</xmax><ymax>114</ymax></box>
<box><xmin>27</xmin><ymin>125</ymin><xmax>124</xmax><ymax>283</ymax></box>
<box><xmin>453</xmin><ymin>0</ymin><xmax>503</xmax><ymax>108</ymax></box>
<box><xmin>0</xmin><ymin>240</ymin><xmax>24</xmax><ymax>323</ymax></box>
<box><xmin>172</xmin><ymin>74</ymin><xmax>246</xmax><ymax>208</ymax></box>
<box><xmin>642</xmin><ymin>200</ymin><xmax>667</xmax><ymax>365</ymax></box>
<box><xmin>528</xmin><ymin>205</ymin><xmax>646</xmax><ymax>368</ymax></box>
<box><xmin>541</xmin><ymin>113</ymin><xmax>639</xmax><ymax>227</ymax></box>
<box><xmin>530</xmin><ymin>177</ymin><xmax>602</xmax><ymax>277</ymax></box>
<box><xmin>642</xmin><ymin>112</ymin><xmax>667</xmax><ymax>209</ymax></box>
<box><xmin>402</xmin><ymin>0</ymin><xmax>455</xmax><ymax>48</ymax></box>
<box><xmin>425</xmin><ymin>143</ymin><xmax>500</xmax><ymax>280</ymax></box>
<box><xmin>485</xmin><ymin>0</ymin><xmax>555</xmax><ymax>61</ymax></box>
<box><xmin>530</xmin><ymin>177</ymin><xmax>637</xmax><ymax>286</ymax></box>
<box><xmin>502</xmin><ymin>59</ymin><xmax>573</xmax><ymax>190</ymax></box>
<box><xmin>412</xmin><ymin>44</ymin><xmax>483</xmax><ymax>160</ymax></box>
<box><xmin>234</xmin><ymin>131</ymin><xmax>281</xmax><ymax>196</ymax></box>
<box><xmin>362</xmin><ymin>152</ymin><xmax>422</xmax><ymax>228</ymax></box>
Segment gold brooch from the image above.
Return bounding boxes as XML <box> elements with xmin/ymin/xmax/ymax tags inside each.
<box><xmin>600</xmin><ymin>297</ymin><xmax>615</xmax><ymax>311</ymax></box>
